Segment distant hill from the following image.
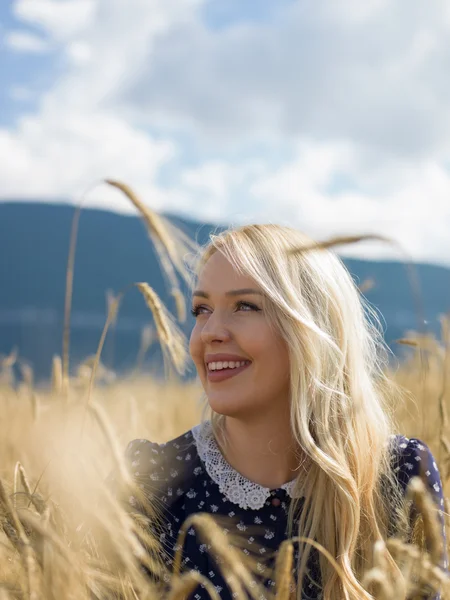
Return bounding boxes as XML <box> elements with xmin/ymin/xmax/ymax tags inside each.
<box><xmin>1</xmin><ymin>202</ymin><xmax>449</xmax><ymax>382</ymax></box>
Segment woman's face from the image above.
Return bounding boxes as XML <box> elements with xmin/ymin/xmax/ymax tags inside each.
<box><xmin>189</xmin><ymin>251</ymin><xmax>291</xmax><ymax>420</ymax></box>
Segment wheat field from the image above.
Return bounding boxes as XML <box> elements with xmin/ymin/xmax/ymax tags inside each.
<box><xmin>0</xmin><ymin>181</ymin><xmax>449</xmax><ymax>599</ymax></box>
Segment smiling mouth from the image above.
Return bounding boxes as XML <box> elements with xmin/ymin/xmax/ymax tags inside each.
<box><xmin>206</xmin><ymin>362</ymin><xmax>252</xmax><ymax>382</ymax></box>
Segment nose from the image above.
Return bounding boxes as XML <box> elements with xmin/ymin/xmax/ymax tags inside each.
<box><xmin>200</xmin><ymin>310</ymin><xmax>232</xmax><ymax>345</ymax></box>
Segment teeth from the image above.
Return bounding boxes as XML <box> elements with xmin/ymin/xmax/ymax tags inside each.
<box><xmin>207</xmin><ymin>360</ymin><xmax>250</xmax><ymax>371</ymax></box>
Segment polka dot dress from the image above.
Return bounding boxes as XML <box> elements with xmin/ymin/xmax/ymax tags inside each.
<box><xmin>124</xmin><ymin>421</ymin><xmax>448</xmax><ymax>599</ymax></box>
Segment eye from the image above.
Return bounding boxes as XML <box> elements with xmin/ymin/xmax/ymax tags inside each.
<box><xmin>190</xmin><ymin>301</ymin><xmax>260</xmax><ymax>318</ymax></box>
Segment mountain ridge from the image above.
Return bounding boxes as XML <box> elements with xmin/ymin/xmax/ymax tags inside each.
<box><xmin>1</xmin><ymin>201</ymin><xmax>449</xmax><ymax>381</ymax></box>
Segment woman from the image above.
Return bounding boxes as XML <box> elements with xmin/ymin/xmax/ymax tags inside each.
<box><xmin>125</xmin><ymin>224</ymin><xmax>447</xmax><ymax>599</ymax></box>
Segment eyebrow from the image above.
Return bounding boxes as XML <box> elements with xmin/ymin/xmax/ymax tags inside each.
<box><xmin>192</xmin><ymin>288</ymin><xmax>263</xmax><ymax>298</ymax></box>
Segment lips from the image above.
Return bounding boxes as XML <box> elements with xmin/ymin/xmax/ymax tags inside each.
<box><xmin>206</xmin><ymin>361</ymin><xmax>251</xmax><ymax>383</ymax></box>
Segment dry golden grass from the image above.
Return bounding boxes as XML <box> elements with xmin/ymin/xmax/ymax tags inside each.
<box><xmin>1</xmin><ymin>181</ymin><xmax>449</xmax><ymax>598</ymax></box>
<box><xmin>0</xmin><ymin>331</ymin><xmax>449</xmax><ymax>599</ymax></box>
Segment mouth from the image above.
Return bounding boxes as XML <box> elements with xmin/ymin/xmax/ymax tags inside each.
<box><xmin>206</xmin><ymin>362</ymin><xmax>252</xmax><ymax>383</ymax></box>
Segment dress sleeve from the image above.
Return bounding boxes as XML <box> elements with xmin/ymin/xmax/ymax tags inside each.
<box><xmin>124</xmin><ymin>439</ymin><xmax>168</xmax><ymax>505</ymax></box>
<box><xmin>122</xmin><ymin>439</ymin><xmax>173</xmax><ymax>593</ymax></box>
<box><xmin>394</xmin><ymin>436</ymin><xmax>448</xmax><ymax>597</ymax></box>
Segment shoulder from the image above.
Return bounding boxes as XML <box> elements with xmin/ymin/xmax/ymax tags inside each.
<box><xmin>388</xmin><ymin>434</ymin><xmax>443</xmax><ymax>502</ymax></box>
<box><xmin>124</xmin><ymin>429</ymin><xmax>198</xmax><ymax>489</ymax></box>
<box><xmin>389</xmin><ymin>434</ymin><xmax>448</xmax><ymax>575</ymax></box>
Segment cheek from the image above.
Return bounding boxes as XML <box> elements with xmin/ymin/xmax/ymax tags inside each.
<box><xmin>258</xmin><ymin>335</ymin><xmax>290</xmax><ymax>376</ymax></box>
<box><xmin>189</xmin><ymin>327</ymin><xmax>203</xmax><ymax>368</ymax></box>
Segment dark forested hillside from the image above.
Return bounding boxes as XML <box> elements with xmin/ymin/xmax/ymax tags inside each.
<box><xmin>1</xmin><ymin>202</ymin><xmax>449</xmax><ymax>381</ymax></box>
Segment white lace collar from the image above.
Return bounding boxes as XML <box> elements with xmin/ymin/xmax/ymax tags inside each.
<box><xmin>191</xmin><ymin>420</ymin><xmax>301</xmax><ymax>510</ymax></box>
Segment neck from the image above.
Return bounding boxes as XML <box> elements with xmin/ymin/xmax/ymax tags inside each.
<box><xmin>218</xmin><ymin>411</ymin><xmax>302</xmax><ymax>490</ymax></box>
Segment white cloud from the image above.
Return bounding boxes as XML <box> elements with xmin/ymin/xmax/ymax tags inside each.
<box><xmin>65</xmin><ymin>41</ymin><xmax>92</xmax><ymax>65</ymax></box>
<box><xmin>248</xmin><ymin>142</ymin><xmax>450</xmax><ymax>266</ymax></box>
<box><xmin>2</xmin><ymin>0</ymin><xmax>450</xmax><ymax>267</ymax></box>
<box><xmin>5</xmin><ymin>29</ymin><xmax>51</xmax><ymax>53</ymax></box>
<box><xmin>13</xmin><ymin>0</ymin><xmax>96</xmax><ymax>41</ymax></box>
<box><xmin>120</xmin><ymin>0</ymin><xmax>450</xmax><ymax>159</ymax></box>
<box><xmin>0</xmin><ymin>0</ymin><xmax>204</xmax><ymax>215</ymax></box>
<box><xmin>0</xmin><ymin>110</ymin><xmax>176</xmax><ymax>213</ymax></box>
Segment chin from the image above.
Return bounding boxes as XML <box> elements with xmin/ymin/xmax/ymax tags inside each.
<box><xmin>207</xmin><ymin>398</ymin><xmax>255</xmax><ymax>420</ymax></box>
<box><xmin>207</xmin><ymin>398</ymin><xmax>238</xmax><ymax>416</ymax></box>
<box><xmin>208</xmin><ymin>404</ymin><xmax>234</xmax><ymax>418</ymax></box>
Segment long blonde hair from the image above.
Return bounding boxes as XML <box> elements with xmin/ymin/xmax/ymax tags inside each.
<box><xmin>188</xmin><ymin>223</ymin><xmax>410</xmax><ymax>600</ymax></box>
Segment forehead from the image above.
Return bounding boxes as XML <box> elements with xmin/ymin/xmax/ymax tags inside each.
<box><xmin>197</xmin><ymin>251</ymin><xmax>255</xmax><ymax>289</ymax></box>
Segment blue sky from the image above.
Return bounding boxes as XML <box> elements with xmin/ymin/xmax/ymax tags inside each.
<box><xmin>1</xmin><ymin>0</ymin><xmax>450</xmax><ymax>266</ymax></box>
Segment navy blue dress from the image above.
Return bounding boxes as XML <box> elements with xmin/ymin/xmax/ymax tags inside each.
<box><xmin>124</xmin><ymin>420</ymin><xmax>448</xmax><ymax>599</ymax></box>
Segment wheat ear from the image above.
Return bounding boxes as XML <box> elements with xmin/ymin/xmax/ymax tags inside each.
<box><xmin>80</xmin><ymin>291</ymin><xmax>124</xmax><ymax>438</ymax></box>
<box><xmin>135</xmin><ymin>282</ymin><xmax>188</xmax><ymax>375</ymax></box>
<box><xmin>358</xmin><ymin>278</ymin><xmax>375</xmax><ymax>294</ymax></box>
<box><xmin>87</xmin><ymin>401</ymin><xmax>133</xmax><ymax>488</ymax></box>
<box><xmin>275</xmin><ymin>539</ymin><xmax>294</xmax><ymax>600</ymax></box>
<box><xmin>135</xmin><ymin>324</ymin><xmax>154</xmax><ymax>373</ymax></box>
<box><xmin>51</xmin><ymin>355</ymin><xmax>63</xmax><ymax>394</ymax></box>
<box><xmin>171</xmin><ymin>287</ymin><xmax>187</xmax><ymax>324</ymax></box>
<box><xmin>13</xmin><ymin>461</ymin><xmax>32</xmax><ymax>510</ymax></box>
<box><xmin>167</xmin><ymin>571</ymin><xmax>221</xmax><ymax>600</ymax></box>
<box><xmin>361</xmin><ymin>567</ymin><xmax>395</xmax><ymax>600</ymax></box>
<box><xmin>289</xmin><ymin>232</ymin><xmax>432</xmax><ymax>430</ymax></box>
<box><xmin>105</xmin><ymin>180</ymin><xmax>190</xmax><ymax>322</ymax></box>
<box><xmin>362</xmin><ymin>540</ymin><xmax>406</xmax><ymax>600</ymax></box>
<box><xmin>0</xmin><ymin>478</ymin><xmax>40</xmax><ymax>600</ymax></box>
<box><xmin>437</xmin><ymin>313</ymin><xmax>450</xmax><ymax>470</ymax></box>
<box><xmin>386</xmin><ymin>538</ymin><xmax>421</xmax><ymax>596</ymax></box>
<box><xmin>173</xmin><ymin>513</ymin><xmax>264</xmax><ymax>600</ymax></box>
<box><xmin>406</xmin><ymin>476</ymin><xmax>444</xmax><ymax>566</ymax></box>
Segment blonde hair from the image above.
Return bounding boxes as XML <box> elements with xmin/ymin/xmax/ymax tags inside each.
<box><xmin>188</xmin><ymin>223</ymin><xmax>410</xmax><ymax>600</ymax></box>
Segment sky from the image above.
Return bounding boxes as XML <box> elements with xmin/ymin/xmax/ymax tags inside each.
<box><xmin>1</xmin><ymin>0</ymin><xmax>450</xmax><ymax>266</ymax></box>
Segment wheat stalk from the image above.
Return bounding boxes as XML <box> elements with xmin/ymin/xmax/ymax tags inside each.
<box><xmin>173</xmin><ymin>513</ymin><xmax>266</xmax><ymax>600</ymax></box>
<box><xmin>275</xmin><ymin>539</ymin><xmax>294</xmax><ymax>600</ymax></box>
<box><xmin>87</xmin><ymin>401</ymin><xmax>133</xmax><ymax>489</ymax></box>
<box><xmin>13</xmin><ymin>462</ymin><xmax>33</xmax><ymax>511</ymax></box>
<box><xmin>358</xmin><ymin>278</ymin><xmax>375</xmax><ymax>294</ymax></box>
<box><xmin>30</xmin><ymin>392</ymin><xmax>39</xmax><ymax>422</ymax></box>
<box><xmin>105</xmin><ymin>289</ymin><xmax>120</xmax><ymax>371</ymax></box>
<box><xmin>386</xmin><ymin>538</ymin><xmax>421</xmax><ymax>589</ymax></box>
<box><xmin>135</xmin><ymin>282</ymin><xmax>188</xmax><ymax>375</ymax></box>
<box><xmin>62</xmin><ymin>205</ymin><xmax>81</xmax><ymax>399</ymax></box>
<box><xmin>18</xmin><ymin>511</ymin><xmax>111</xmax><ymax>600</ymax></box>
<box><xmin>0</xmin><ymin>478</ymin><xmax>40</xmax><ymax>600</ymax></box>
<box><xmin>18</xmin><ymin>463</ymin><xmax>32</xmax><ymax>498</ymax></box>
<box><xmin>51</xmin><ymin>355</ymin><xmax>63</xmax><ymax>394</ymax></box>
<box><xmin>86</xmin><ymin>401</ymin><xmax>164</xmax><ymax>581</ymax></box>
<box><xmin>105</xmin><ymin>289</ymin><xmax>120</xmax><ymax>326</ymax></box>
<box><xmin>62</xmin><ymin>181</ymin><xmax>102</xmax><ymax>402</ymax></box>
<box><xmin>135</xmin><ymin>324</ymin><xmax>154</xmax><ymax>373</ymax></box>
<box><xmin>1</xmin><ymin>348</ymin><xmax>17</xmax><ymax>369</ymax></box>
<box><xmin>361</xmin><ymin>567</ymin><xmax>394</xmax><ymax>600</ymax></box>
<box><xmin>167</xmin><ymin>571</ymin><xmax>220</xmax><ymax>600</ymax></box>
<box><xmin>395</xmin><ymin>338</ymin><xmax>420</xmax><ymax>347</ymax></box>
<box><xmin>96</xmin><ymin>486</ymin><xmax>164</xmax><ymax>593</ymax></box>
<box><xmin>437</xmin><ymin>313</ymin><xmax>450</xmax><ymax>470</ymax></box>
<box><xmin>171</xmin><ymin>287</ymin><xmax>187</xmax><ymax>324</ymax></box>
<box><xmin>406</xmin><ymin>476</ymin><xmax>444</xmax><ymax>566</ymax></box>
<box><xmin>288</xmin><ymin>232</ymin><xmax>432</xmax><ymax>437</ymax></box>
<box><xmin>362</xmin><ymin>540</ymin><xmax>407</xmax><ymax>599</ymax></box>
<box><xmin>388</xmin><ymin>537</ymin><xmax>450</xmax><ymax>598</ymax></box>
<box><xmin>105</xmin><ymin>180</ymin><xmax>193</xmax><ymax>323</ymax></box>
<box><xmin>63</xmin><ymin>177</ymin><xmax>195</xmax><ymax>411</ymax></box>
<box><xmin>80</xmin><ymin>291</ymin><xmax>125</xmax><ymax>438</ymax></box>
<box><xmin>80</xmin><ymin>281</ymin><xmax>187</xmax><ymax>440</ymax></box>
<box><xmin>19</xmin><ymin>362</ymin><xmax>34</xmax><ymax>389</ymax></box>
